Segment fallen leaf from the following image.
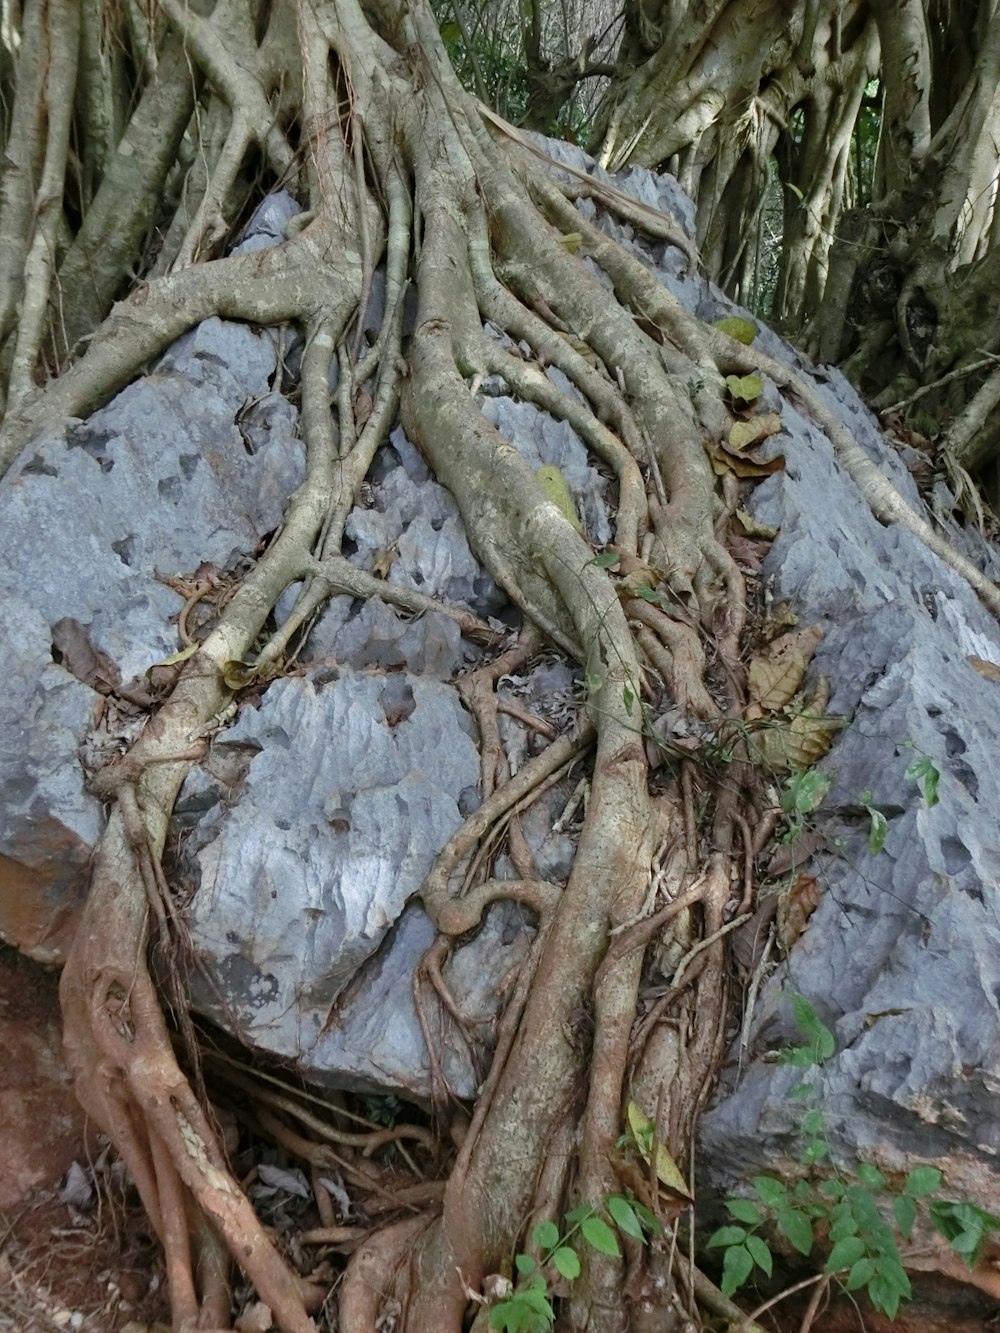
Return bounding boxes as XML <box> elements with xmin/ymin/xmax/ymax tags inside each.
<box><xmin>967</xmin><ymin>654</ymin><xmax>1000</xmax><ymax>683</ymax></box>
<box><xmin>729</xmin><ymin>412</ymin><xmax>782</xmax><ymax>451</ymax></box>
<box><xmin>706</xmin><ymin>440</ymin><xmax>785</xmax><ymax>479</ymax></box>
<box><xmin>751</xmin><ymin>712</ymin><xmax>845</xmax><ymax>771</ymax></box>
<box><xmin>558</xmin><ymin>230</ymin><xmax>583</xmax><ymax>252</ymax></box>
<box><xmin>777</xmin><ymin>872</ymin><xmax>822</xmax><ymax>951</ymax></box>
<box><xmin>372</xmin><ymin>545</ymin><xmax>398</xmax><ymax>578</ymax></box>
<box><xmin>735</xmin><ymin>508</ymin><xmax>779</xmax><ymax>539</ymax></box>
<box><xmin>626</xmin><ymin>1101</ymin><xmax>692</xmax><ymax>1199</ymax></box>
<box><xmin>748</xmin><ymin>625</ymin><xmax>823</xmax><ymax>712</ymax></box>
<box><xmin>51</xmin><ymin>617</ymin><xmax>121</xmax><ymax>695</ymax></box>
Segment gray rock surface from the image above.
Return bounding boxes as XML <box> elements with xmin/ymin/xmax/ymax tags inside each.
<box><xmin>4</xmin><ymin>142</ymin><xmax>1000</xmax><ymax>1162</ymax></box>
<box><xmin>0</xmin><ymin>313</ymin><xmax>299</xmax><ymax>961</ymax></box>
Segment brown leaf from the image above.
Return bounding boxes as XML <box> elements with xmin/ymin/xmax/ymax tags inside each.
<box><xmin>752</xmin><ymin>712</ymin><xmax>845</xmax><ymax>771</ymax></box>
<box><xmin>372</xmin><ymin>546</ymin><xmax>398</xmax><ymax>579</ymax></box>
<box><xmin>51</xmin><ymin>617</ymin><xmax>121</xmax><ymax>695</ymax></box>
<box><xmin>777</xmin><ymin>873</ymin><xmax>822</xmax><ymax>951</ymax></box>
<box><xmin>967</xmin><ymin>654</ymin><xmax>1000</xmax><ymax>683</ymax></box>
<box><xmin>748</xmin><ymin>651</ymin><xmax>807</xmax><ymax>712</ymax></box>
<box><xmin>353</xmin><ymin>387</ymin><xmax>373</xmax><ymax>427</ymax></box>
<box><xmin>748</xmin><ymin>624</ymin><xmax>824</xmax><ymax>712</ymax></box>
<box><xmin>765</xmin><ymin>828</ymin><xmax>828</xmax><ymax>878</ymax></box>
<box><xmin>729</xmin><ymin>412</ymin><xmax>782</xmax><ymax>451</ymax></box>
<box><xmin>734</xmin><ymin>508</ymin><xmax>779</xmax><ymax>539</ymax></box>
<box><xmin>706</xmin><ymin>440</ymin><xmax>785</xmax><ymax>479</ymax></box>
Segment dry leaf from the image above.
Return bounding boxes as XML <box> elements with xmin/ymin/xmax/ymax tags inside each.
<box><xmin>729</xmin><ymin>412</ymin><xmax>782</xmax><ymax>451</ymax></box>
<box><xmin>748</xmin><ymin>651</ymin><xmax>807</xmax><ymax>713</ymax></box>
<box><xmin>235</xmin><ymin>1303</ymin><xmax>273</xmax><ymax>1333</ymax></box>
<box><xmin>752</xmin><ymin>712</ymin><xmax>845</xmax><ymax>771</ymax></box>
<box><xmin>626</xmin><ymin>1101</ymin><xmax>692</xmax><ymax>1199</ymax></box>
<box><xmin>735</xmin><ymin>508</ymin><xmax>779</xmax><ymax>539</ymax></box>
<box><xmin>706</xmin><ymin>439</ymin><xmax>785</xmax><ymax>479</ymax></box>
<box><xmin>51</xmin><ymin>617</ymin><xmax>121</xmax><ymax>695</ymax></box>
<box><xmin>372</xmin><ymin>545</ymin><xmax>398</xmax><ymax>579</ymax></box>
<box><xmin>777</xmin><ymin>872</ymin><xmax>822</xmax><ymax>951</ymax></box>
<box><xmin>967</xmin><ymin>654</ymin><xmax>1000</xmax><ymax>683</ymax></box>
<box><xmin>748</xmin><ymin>624</ymin><xmax>824</xmax><ymax>712</ymax></box>
<box><xmin>558</xmin><ymin>230</ymin><xmax>583</xmax><ymax>252</ymax></box>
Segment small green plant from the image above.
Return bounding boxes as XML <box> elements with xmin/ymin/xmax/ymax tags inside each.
<box><xmin>490</xmin><ymin>1197</ymin><xmax>659</xmax><ymax>1332</ymax></box>
<box><xmin>709</xmin><ymin>995</ymin><xmax>1000</xmax><ymax>1319</ymax></box>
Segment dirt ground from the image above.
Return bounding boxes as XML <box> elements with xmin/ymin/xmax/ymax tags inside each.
<box><xmin>2</xmin><ymin>942</ymin><xmax>996</xmax><ymax>1333</ymax></box>
<box><xmin>0</xmin><ymin>944</ymin><xmax>169</xmax><ymax>1332</ymax></box>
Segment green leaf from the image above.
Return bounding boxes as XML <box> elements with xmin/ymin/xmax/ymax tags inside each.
<box><xmin>819</xmin><ymin>1179</ymin><xmax>845</xmax><ymax>1200</ymax></box>
<box><xmin>856</xmin><ymin>1163</ymin><xmax>886</xmax><ymax>1190</ymax></box>
<box><xmin>781</xmin><ymin>770</ymin><xmax>830</xmax><ymax>815</ymax></box>
<box><xmin>580</xmin><ymin>1216</ymin><xmax>621</xmax><ymax>1258</ymax></box>
<box><xmin>712</xmin><ymin>316</ymin><xmax>758</xmax><ymax>345</ymax></box>
<box><xmin>802</xmin><ymin>1110</ymin><xmax>824</xmax><ymax>1135</ymax></box>
<box><xmin>829</xmin><ymin>1210</ymin><xmax>859</xmax><ymax>1242</ymax></box>
<box><xmin>707</xmin><ymin>1226</ymin><xmax>748</xmax><ymax>1248</ymax></box>
<box><xmin>868</xmin><ymin>1275</ymin><xmax>901</xmax><ymax>1320</ymax></box>
<box><xmin>905</xmin><ymin>755</ymin><xmax>940</xmax><ymax>806</ymax></box>
<box><xmin>532</xmin><ymin>1221</ymin><xmax>559</xmax><ymax>1251</ymax></box>
<box><xmin>802</xmin><ymin>1137</ymin><xmax>829</xmax><ymax>1163</ymax></box>
<box><xmin>515</xmin><ymin>1253</ymin><xmax>537</xmax><ymax>1275</ymax></box>
<box><xmin>607</xmin><ymin>1195</ymin><xmax>645</xmax><ymax>1241</ymax></box>
<box><xmin>552</xmin><ymin>1246</ymin><xmax>580</xmax><ymax>1280</ymax></box>
<box><xmin>752</xmin><ymin>1176</ymin><xmax>788</xmax><ymax>1208</ymax></box>
<box><xmin>720</xmin><ymin>1244</ymin><xmax>754</xmax><ymax>1299</ymax></box>
<box><xmin>866</xmin><ymin>806</ymin><xmax>888</xmax><ymax>854</ymax></box>
<box><xmin>786</xmin><ymin>181</ymin><xmax>805</xmax><ymax>201</ymax></box>
<box><xmin>585</xmin><ymin>672</ymin><xmax>604</xmax><ymax>691</ymax></box>
<box><xmin>726</xmin><ymin>1199</ymin><xmax>764</xmax><ymax>1226</ymax></box>
<box><xmin>826</xmin><ymin>1236</ymin><xmax>866</xmax><ymax>1274</ymax></box>
<box><xmin>777</xmin><ymin>1207</ymin><xmax>814</xmax><ymax>1256</ymax></box>
<box><xmin>875</xmin><ymin>1255</ymin><xmax>911</xmax><ymax>1298</ymax></box>
<box><xmin>950</xmin><ymin>1228</ymin><xmax>983</xmax><ymax>1255</ymax></box>
<box><xmin>894</xmin><ymin>1194</ymin><xmax>917</xmax><ymax>1239</ymax></box>
<box><xmin>631</xmin><ymin>1201</ymin><xmax>662</xmax><ymax>1237</ymax></box>
<box><xmin>592</xmin><ymin>550</ymin><xmax>619</xmax><ymax>568</ymax></box>
<box><xmin>725</xmin><ymin>373</ymin><xmax>763</xmax><ymax>403</ymax></box>
<box><xmin>904</xmin><ymin>1167</ymin><xmax>942</xmax><ymax>1198</ymax></box>
<box><xmin>745</xmin><ymin>1233</ymin><xmax>773</xmax><ymax>1276</ymax></box>
<box><xmin>622</xmin><ymin>684</ymin><xmax>635</xmax><ymax>715</ymax></box>
<box><xmin>439</xmin><ymin>20</ymin><xmax>461</xmax><ymax>44</ymax></box>
<box><xmin>790</xmin><ymin>994</ymin><xmax>836</xmax><ymax>1061</ymax></box>
<box><xmin>564</xmin><ymin>1205</ymin><xmax>594</xmax><ymax>1226</ymax></box>
<box><xmin>845</xmin><ymin>1257</ymin><xmax>876</xmax><ymax>1290</ymax></box>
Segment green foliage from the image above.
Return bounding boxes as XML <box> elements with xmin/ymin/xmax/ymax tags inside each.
<box><xmin>904</xmin><ymin>752</ymin><xmax>940</xmax><ymax>806</ymax></box>
<box><xmin>711</xmin><ymin>997</ymin><xmax>996</xmax><ymax>1319</ymax></box>
<box><xmin>490</xmin><ymin>1196</ymin><xmax>660</xmax><ymax>1331</ymax></box>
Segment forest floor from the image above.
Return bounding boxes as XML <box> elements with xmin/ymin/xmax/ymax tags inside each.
<box><xmin>1</xmin><ymin>943</ymin><xmax>993</xmax><ymax>1333</ymax></box>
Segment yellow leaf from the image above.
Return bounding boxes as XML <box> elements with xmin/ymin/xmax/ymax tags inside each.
<box><xmin>373</xmin><ymin>546</ymin><xmax>398</xmax><ymax>579</ymax></box>
<box><xmin>626</xmin><ymin>1102</ymin><xmax>692</xmax><ymax>1198</ymax></box>
<box><xmin>728</xmin><ymin>412</ymin><xmax>782</xmax><ymax>451</ymax></box>
<box><xmin>748</xmin><ymin>625</ymin><xmax>823</xmax><ymax>713</ymax></box>
<box><xmin>558</xmin><ymin>231</ymin><xmax>583</xmax><ymax>253</ymax></box>
<box><xmin>748</xmin><ymin>651</ymin><xmax>807</xmax><ymax>712</ymax></box>
<box><xmin>751</xmin><ymin>713</ymin><xmax>845</xmax><ymax>771</ymax></box>
<box><xmin>146</xmin><ymin>641</ymin><xmax>199</xmax><ymax>673</ymax></box>
<box><xmin>536</xmin><ymin>464</ymin><xmax>582</xmax><ymax>531</ymax></box>
<box><xmin>712</xmin><ymin>315</ymin><xmax>758</xmax><ymax>345</ymax></box>
<box><xmin>222</xmin><ymin>659</ymin><xmax>259</xmax><ymax>690</ymax></box>
<box><xmin>735</xmin><ymin>508</ymin><xmax>778</xmax><ymax>539</ymax></box>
